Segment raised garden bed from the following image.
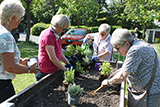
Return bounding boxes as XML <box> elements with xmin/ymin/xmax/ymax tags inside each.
<box><xmin>1</xmin><ymin>61</ymin><xmax>125</xmax><ymax>107</ymax></box>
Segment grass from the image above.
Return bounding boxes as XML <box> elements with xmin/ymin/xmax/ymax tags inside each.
<box><xmin>12</xmin><ymin>41</ymin><xmax>38</xmax><ymax>93</ymax></box>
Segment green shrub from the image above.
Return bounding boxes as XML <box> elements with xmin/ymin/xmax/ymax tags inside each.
<box><xmin>83</xmin><ymin>48</ymin><xmax>93</xmax><ymax>56</ymax></box>
<box><xmin>111</xmin><ymin>26</ymin><xmax>122</xmax><ymax>34</ymax></box>
<box><xmin>67</xmin><ymin>44</ymin><xmax>75</xmax><ymax>56</ymax></box>
<box><xmin>64</xmin><ymin>67</ymin><xmax>75</xmax><ymax>84</ymax></box>
<box><xmin>81</xmin><ymin>56</ymin><xmax>90</xmax><ymax>66</ymax></box>
<box><xmin>31</xmin><ymin>23</ymin><xmax>50</xmax><ymax>36</ymax></box>
<box><xmin>18</xmin><ymin>22</ymin><xmax>24</xmax><ymax>32</ymax></box>
<box><xmin>75</xmin><ymin>62</ymin><xmax>89</xmax><ymax>74</ymax></box>
<box><xmin>100</xmin><ymin>62</ymin><xmax>113</xmax><ymax>77</ymax></box>
<box><xmin>75</xmin><ymin>45</ymin><xmax>82</xmax><ymax>56</ymax></box>
<box><xmin>88</xmin><ymin>26</ymin><xmax>99</xmax><ymax>33</ymax></box>
<box><xmin>129</xmin><ymin>30</ymin><xmax>135</xmax><ymax>35</ymax></box>
<box><xmin>68</xmin><ymin>83</ymin><xmax>83</xmax><ymax>96</ymax></box>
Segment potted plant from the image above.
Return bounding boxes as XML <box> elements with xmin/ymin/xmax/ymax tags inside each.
<box><xmin>83</xmin><ymin>48</ymin><xmax>92</xmax><ymax>56</ymax></box>
<box><xmin>66</xmin><ymin>44</ymin><xmax>77</xmax><ymax>67</ymax></box>
<box><xmin>75</xmin><ymin>62</ymin><xmax>89</xmax><ymax>76</ymax></box>
<box><xmin>68</xmin><ymin>83</ymin><xmax>83</xmax><ymax>105</ymax></box>
<box><xmin>66</xmin><ymin>44</ymin><xmax>75</xmax><ymax>56</ymax></box>
<box><xmin>63</xmin><ymin>67</ymin><xmax>75</xmax><ymax>90</ymax></box>
<box><xmin>75</xmin><ymin>45</ymin><xmax>82</xmax><ymax>56</ymax></box>
<box><xmin>99</xmin><ymin>62</ymin><xmax>113</xmax><ymax>83</ymax></box>
<box><xmin>81</xmin><ymin>56</ymin><xmax>90</xmax><ymax>69</ymax></box>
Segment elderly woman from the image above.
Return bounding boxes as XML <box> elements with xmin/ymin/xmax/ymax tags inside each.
<box><xmin>101</xmin><ymin>28</ymin><xmax>160</xmax><ymax>107</ymax></box>
<box><xmin>0</xmin><ymin>0</ymin><xmax>40</xmax><ymax>103</ymax></box>
<box><xmin>83</xmin><ymin>23</ymin><xmax>113</xmax><ymax>61</ymax></box>
<box><xmin>36</xmin><ymin>14</ymin><xmax>73</xmax><ymax>81</ymax></box>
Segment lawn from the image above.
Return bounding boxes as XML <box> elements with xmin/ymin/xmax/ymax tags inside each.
<box><xmin>12</xmin><ymin>41</ymin><xmax>38</xmax><ymax>93</ymax></box>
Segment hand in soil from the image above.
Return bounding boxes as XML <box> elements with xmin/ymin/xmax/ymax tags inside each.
<box><xmin>89</xmin><ymin>85</ymin><xmax>104</xmax><ymax>96</ymax></box>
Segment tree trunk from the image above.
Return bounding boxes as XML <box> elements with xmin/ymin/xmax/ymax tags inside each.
<box><xmin>24</xmin><ymin>0</ymin><xmax>32</xmax><ymax>42</ymax></box>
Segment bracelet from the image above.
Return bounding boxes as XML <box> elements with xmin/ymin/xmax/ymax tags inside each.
<box><xmin>27</xmin><ymin>67</ymin><xmax>31</xmax><ymax>73</ymax></box>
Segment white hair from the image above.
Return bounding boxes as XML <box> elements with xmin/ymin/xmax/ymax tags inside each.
<box><xmin>51</xmin><ymin>14</ymin><xmax>70</xmax><ymax>29</ymax></box>
<box><xmin>98</xmin><ymin>23</ymin><xmax>111</xmax><ymax>34</ymax></box>
<box><xmin>111</xmin><ymin>28</ymin><xmax>134</xmax><ymax>46</ymax></box>
<box><xmin>0</xmin><ymin>0</ymin><xmax>25</xmax><ymax>25</ymax></box>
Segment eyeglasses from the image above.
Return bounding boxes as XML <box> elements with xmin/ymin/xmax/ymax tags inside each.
<box><xmin>99</xmin><ymin>32</ymin><xmax>106</xmax><ymax>37</ymax></box>
<box><xmin>114</xmin><ymin>41</ymin><xmax>127</xmax><ymax>51</ymax></box>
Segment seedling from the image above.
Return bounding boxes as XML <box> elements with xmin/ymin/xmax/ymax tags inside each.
<box><xmin>76</xmin><ymin>62</ymin><xmax>89</xmax><ymax>74</ymax></box>
<box><xmin>68</xmin><ymin>83</ymin><xmax>83</xmax><ymax>97</ymax></box>
<box><xmin>64</xmin><ymin>67</ymin><xmax>75</xmax><ymax>84</ymax></box>
<box><xmin>67</xmin><ymin>44</ymin><xmax>75</xmax><ymax>56</ymax></box>
<box><xmin>81</xmin><ymin>56</ymin><xmax>90</xmax><ymax>66</ymax></box>
<box><xmin>100</xmin><ymin>62</ymin><xmax>113</xmax><ymax>77</ymax></box>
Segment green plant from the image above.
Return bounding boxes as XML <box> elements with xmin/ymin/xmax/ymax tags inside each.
<box><xmin>31</xmin><ymin>23</ymin><xmax>50</xmax><ymax>36</ymax></box>
<box><xmin>81</xmin><ymin>56</ymin><xmax>90</xmax><ymax>66</ymax></box>
<box><xmin>67</xmin><ymin>44</ymin><xmax>75</xmax><ymax>56</ymax></box>
<box><xmin>83</xmin><ymin>48</ymin><xmax>92</xmax><ymax>56</ymax></box>
<box><xmin>155</xmin><ymin>38</ymin><xmax>160</xmax><ymax>43</ymax></box>
<box><xmin>64</xmin><ymin>67</ymin><xmax>75</xmax><ymax>84</ymax></box>
<box><xmin>100</xmin><ymin>62</ymin><xmax>113</xmax><ymax>76</ymax></box>
<box><xmin>68</xmin><ymin>83</ymin><xmax>83</xmax><ymax>97</ymax></box>
<box><xmin>75</xmin><ymin>45</ymin><xmax>82</xmax><ymax>56</ymax></box>
<box><xmin>76</xmin><ymin>62</ymin><xmax>89</xmax><ymax>74</ymax></box>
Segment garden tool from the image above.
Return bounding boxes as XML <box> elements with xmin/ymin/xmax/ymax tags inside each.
<box><xmin>89</xmin><ymin>85</ymin><xmax>104</xmax><ymax>96</ymax></box>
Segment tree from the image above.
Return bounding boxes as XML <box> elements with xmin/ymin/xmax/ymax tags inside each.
<box><xmin>121</xmin><ymin>0</ymin><xmax>160</xmax><ymax>38</ymax></box>
<box><xmin>57</xmin><ymin>0</ymin><xmax>100</xmax><ymax>27</ymax></box>
<box><xmin>31</xmin><ymin>0</ymin><xmax>64</xmax><ymax>24</ymax></box>
<box><xmin>23</xmin><ymin>0</ymin><xmax>32</xmax><ymax>42</ymax></box>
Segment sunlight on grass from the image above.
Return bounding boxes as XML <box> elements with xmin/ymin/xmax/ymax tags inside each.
<box><xmin>13</xmin><ymin>41</ymin><xmax>38</xmax><ymax>94</ymax></box>
<box><xmin>12</xmin><ymin>74</ymin><xmax>36</xmax><ymax>93</ymax></box>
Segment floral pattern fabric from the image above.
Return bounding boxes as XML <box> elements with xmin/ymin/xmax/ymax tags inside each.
<box><xmin>0</xmin><ymin>25</ymin><xmax>20</xmax><ymax>80</ymax></box>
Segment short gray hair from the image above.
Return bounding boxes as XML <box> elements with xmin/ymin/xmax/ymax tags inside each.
<box><xmin>111</xmin><ymin>28</ymin><xmax>134</xmax><ymax>46</ymax></box>
<box><xmin>0</xmin><ymin>0</ymin><xmax>25</xmax><ymax>25</ymax></box>
<box><xmin>98</xmin><ymin>23</ymin><xmax>111</xmax><ymax>34</ymax></box>
<box><xmin>51</xmin><ymin>14</ymin><xmax>70</xmax><ymax>29</ymax></box>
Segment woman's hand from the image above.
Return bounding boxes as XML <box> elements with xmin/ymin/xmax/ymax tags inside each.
<box><xmin>20</xmin><ymin>58</ymin><xmax>29</xmax><ymax>66</ymax></box>
<box><xmin>101</xmin><ymin>79</ymin><xmax>110</xmax><ymax>86</ymax></box>
<box><xmin>29</xmin><ymin>63</ymin><xmax>41</xmax><ymax>74</ymax></box>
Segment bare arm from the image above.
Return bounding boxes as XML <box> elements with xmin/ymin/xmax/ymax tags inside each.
<box><xmin>0</xmin><ymin>52</ymin><xmax>40</xmax><ymax>74</ymax></box>
<box><xmin>45</xmin><ymin>45</ymin><xmax>66</xmax><ymax>71</ymax></box>
<box><xmin>102</xmin><ymin>69</ymin><xmax>131</xmax><ymax>86</ymax></box>
<box><xmin>61</xmin><ymin>51</ymin><xmax>70</xmax><ymax>65</ymax></box>
<box><xmin>97</xmin><ymin>51</ymin><xmax>110</xmax><ymax>59</ymax></box>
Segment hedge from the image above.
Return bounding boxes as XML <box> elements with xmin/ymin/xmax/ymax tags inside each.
<box><xmin>31</xmin><ymin>22</ymin><xmax>122</xmax><ymax>36</ymax></box>
<box><xmin>31</xmin><ymin>23</ymin><xmax>50</xmax><ymax>36</ymax></box>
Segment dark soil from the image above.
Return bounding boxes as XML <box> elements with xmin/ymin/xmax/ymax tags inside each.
<box><xmin>17</xmin><ymin>62</ymin><xmax>120</xmax><ymax>107</ymax></box>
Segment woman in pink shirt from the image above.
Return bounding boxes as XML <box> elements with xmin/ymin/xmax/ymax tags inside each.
<box><xmin>36</xmin><ymin>15</ymin><xmax>72</xmax><ymax>81</ymax></box>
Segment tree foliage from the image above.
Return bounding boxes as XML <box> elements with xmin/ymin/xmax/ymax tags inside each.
<box><xmin>57</xmin><ymin>0</ymin><xmax>100</xmax><ymax>27</ymax></box>
<box><xmin>121</xmin><ymin>0</ymin><xmax>160</xmax><ymax>29</ymax></box>
<box><xmin>31</xmin><ymin>0</ymin><xmax>64</xmax><ymax>24</ymax></box>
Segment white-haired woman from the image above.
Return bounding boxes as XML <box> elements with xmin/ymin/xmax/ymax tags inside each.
<box><xmin>0</xmin><ymin>0</ymin><xmax>40</xmax><ymax>103</ymax></box>
<box><xmin>101</xmin><ymin>28</ymin><xmax>160</xmax><ymax>107</ymax></box>
<box><xmin>36</xmin><ymin>14</ymin><xmax>73</xmax><ymax>81</ymax></box>
<box><xmin>83</xmin><ymin>23</ymin><xmax>113</xmax><ymax>61</ymax></box>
